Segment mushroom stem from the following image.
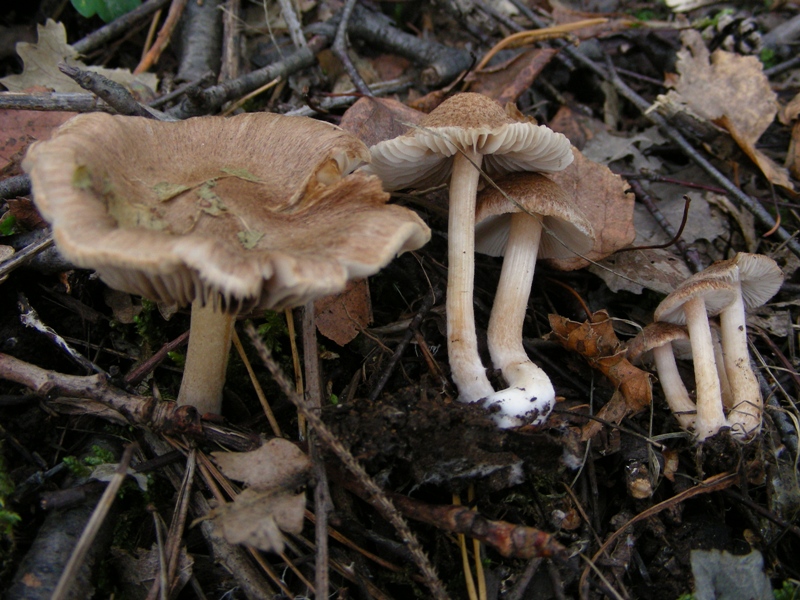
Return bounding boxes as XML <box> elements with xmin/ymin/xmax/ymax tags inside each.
<box><xmin>651</xmin><ymin>344</ymin><xmax>696</xmax><ymax>430</ymax></box>
<box><xmin>718</xmin><ymin>288</ymin><xmax>762</xmax><ymax>438</ymax></box>
<box><xmin>485</xmin><ymin>212</ymin><xmax>555</xmax><ymax>427</ymax></box>
<box><xmin>177</xmin><ymin>298</ymin><xmax>235</xmax><ymax>415</ymax></box>
<box><xmin>447</xmin><ymin>149</ymin><xmax>495</xmax><ymax>402</ymax></box>
<box><xmin>682</xmin><ymin>296</ymin><xmax>728</xmax><ymax>440</ymax></box>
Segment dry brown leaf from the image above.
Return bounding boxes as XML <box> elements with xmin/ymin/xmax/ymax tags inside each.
<box><xmin>545</xmin><ymin>148</ymin><xmax>636</xmax><ymax>270</ymax></box>
<box><xmin>212</xmin><ymin>488</ymin><xmax>306</xmax><ymax>553</ymax></box>
<box><xmin>315</xmin><ymin>278</ymin><xmax>372</xmax><ymax>346</ymax></box>
<box><xmin>5</xmin><ymin>198</ymin><xmax>47</xmax><ymax>229</ymax></box>
<box><xmin>548</xmin><ymin>310</ymin><xmax>653</xmax><ymax>440</ymax></box>
<box><xmin>0</xmin><ymin>20</ymin><xmax>157</xmax><ymax>93</ymax></box>
<box><xmin>590</xmin><ymin>248</ymin><xmax>693</xmax><ymax>295</ymax></box>
<box><xmin>0</xmin><ymin>107</ymin><xmax>75</xmax><ymax>173</ymax></box>
<box><xmin>112</xmin><ymin>545</ymin><xmax>194</xmax><ymax>593</ymax></box>
<box><xmin>548</xmin><ymin>105</ymin><xmax>605</xmax><ymax>150</ymax></box>
<box><xmin>787</xmin><ymin>122</ymin><xmax>800</xmax><ymax>180</ymax></box>
<box><xmin>210</xmin><ymin>439</ymin><xmax>311</xmax><ymax>553</ymax></box>
<box><xmin>651</xmin><ymin>29</ymin><xmax>792</xmax><ymax>190</ymax></box>
<box><xmin>465</xmin><ymin>48</ymin><xmax>558</xmax><ymax>106</ymax></box>
<box><xmin>212</xmin><ymin>437</ymin><xmax>311</xmax><ymax>490</ymax></box>
<box><xmin>339</xmin><ymin>97</ymin><xmax>424</xmax><ymax>148</ymax></box>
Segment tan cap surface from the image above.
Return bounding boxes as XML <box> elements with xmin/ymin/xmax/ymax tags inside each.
<box><xmin>24</xmin><ymin>112</ymin><xmax>431</xmax><ymax>312</ymax></box>
<box><xmin>363</xmin><ymin>93</ymin><xmax>574</xmax><ymax>190</ymax></box>
<box><xmin>474</xmin><ymin>172</ymin><xmax>594</xmax><ymax>261</ymax></box>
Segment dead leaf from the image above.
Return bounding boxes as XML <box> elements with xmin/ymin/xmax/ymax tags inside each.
<box><xmin>5</xmin><ymin>198</ymin><xmax>47</xmax><ymax>229</ymax></box>
<box><xmin>787</xmin><ymin>122</ymin><xmax>800</xmax><ymax>179</ymax></box>
<box><xmin>590</xmin><ymin>248</ymin><xmax>693</xmax><ymax>295</ymax></box>
<box><xmin>339</xmin><ymin>97</ymin><xmax>424</xmax><ymax>148</ymax></box>
<box><xmin>0</xmin><ymin>20</ymin><xmax>157</xmax><ymax>94</ymax></box>
<box><xmin>465</xmin><ymin>48</ymin><xmax>558</xmax><ymax>106</ymax></box>
<box><xmin>210</xmin><ymin>439</ymin><xmax>311</xmax><ymax>553</ymax></box>
<box><xmin>548</xmin><ymin>105</ymin><xmax>605</xmax><ymax>150</ymax></box>
<box><xmin>213</xmin><ymin>488</ymin><xmax>306</xmax><ymax>553</ymax></box>
<box><xmin>112</xmin><ymin>545</ymin><xmax>194</xmax><ymax>593</ymax></box>
<box><xmin>545</xmin><ymin>148</ymin><xmax>636</xmax><ymax>270</ymax></box>
<box><xmin>0</xmin><ymin>108</ymin><xmax>76</xmax><ymax>172</ymax></box>
<box><xmin>103</xmin><ymin>289</ymin><xmax>141</xmax><ymax>324</ymax></box>
<box><xmin>650</xmin><ymin>29</ymin><xmax>792</xmax><ymax>190</ymax></box>
<box><xmin>315</xmin><ymin>278</ymin><xmax>372</xmax><ymax>346</ymax></box>
<box><xmin>212</xmin><ymin>438</ymin><xmax>311</xmax><ymax>490</ymax></box>
<box><xmin>548</xmin><ymin>310</ymin><xmax>653</xmax><ymax>440</ymax></box>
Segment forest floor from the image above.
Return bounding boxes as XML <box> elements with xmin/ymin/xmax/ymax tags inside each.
<box><xmin>1</xmin><ymin>1</ymin><xmax>800</xmax><ymax>599</ymax></box>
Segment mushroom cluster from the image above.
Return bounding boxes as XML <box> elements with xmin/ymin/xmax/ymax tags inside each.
<box><xmin>364</xmin><ymin>93</ymin><xmax>591</xmax><ymax>427</ymax></box>
<box><xmin>24</xmin><ymin>111</ymin><xmax>431</xmax><ymax>416</ymax></box>
<box><xmin>630</xmin><ymin>252</ymin><xmax>782</xmax><ymax>441</ymax></box>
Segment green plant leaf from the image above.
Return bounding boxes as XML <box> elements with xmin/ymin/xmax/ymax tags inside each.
<box><xmin>71</xmin><ymin>0</ymin><xmax>142</xmax><ymax>22</ymax></box>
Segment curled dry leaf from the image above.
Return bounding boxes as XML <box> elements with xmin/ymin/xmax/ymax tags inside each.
<box><xmin>465</xmin><ymin>48</ymin><xmax>559</xmax><ymax>106</ymax></box>
<box><xmin>210</xmin><ymin>438</ymin><xmax>311</xmax><ymax>553</ymax></box>
<box><xmin>650</xmin><ymin>29</ymin><xmax>792</xmax><ymax>190</ymax></box>
<box><xmin>339</xmin><ymin>97</ymin><xmax>424</xmax><ymax>148</ymax></box>
<box><xmin>315</xmin><ymin>278</ymin><xmax>372</xmax><ymax>346</ymax></box>
<box><xmin>545</xmin><ymin>148</ymin><xmax>636</xmax><ymax>271</ymax></box>
<box><xmin>547</xmin><ymin>310</ymin><xmax>653</xmax><ymax>440</ymax></box>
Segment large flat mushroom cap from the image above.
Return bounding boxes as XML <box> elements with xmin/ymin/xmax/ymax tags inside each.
<box><xmin>24</xmin><ymin>112</ymin><xmax>431</xmax><ymax>312</ymax></box>
<box><xmin>474</xmin><ymin>172</ymin><xmax>595</xmax><ymax>261</ymax></box>
<box><xmin>363</xmin><ymin>93</ymin><xmax>575</xmax><ymax>190</ymax></box>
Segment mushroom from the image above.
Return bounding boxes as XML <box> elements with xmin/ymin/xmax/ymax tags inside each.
<box><xmin>363</xmin><ymin>93</ymin><xmax>573</xmax><ymax>405</ymax></box>
<box><xmin>24</xmin><ymin>111</ymin><xmax>431</xmax><ymax>415</ymax></box>
<box><xmin>474</xmin><ymin>172</ymin><xmax>594</xmax><ymax>427</ymax></box>
<box><xmin>627</xmin><ymin>322</ymin><xmax>696</xmax><ymax>430</ymax></box>
<box><xmin>687</xmin><ymin>253</ymin><xmax>783</xmax><ymax>438</ymax></box>
<box><xmin>654</xmin><ymin>279</ymin><xmax>737</xmax><ymax>440</ymax></box>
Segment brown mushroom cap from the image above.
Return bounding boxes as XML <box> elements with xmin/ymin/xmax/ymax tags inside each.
<box><xmin>474</xmin><ymin>172</ymin><xmax>595</xmax><ymax>262</ymax></box>
<box><xmin>699</xmin><ymin>252</ymin><xmax>783</xmax><ymax>308</ymax></box>
<box><xmin>363</xmin><ymin>93</ymin><xmax>574</xmax><ymax>190</ymax></box>
<box><xmin>23</xmin><ymin>112</ymin><xmax>431</xmax><ymax>312</ymax></box>
<box><xmin>654</xmin><ymin>279</ymin><xmax>737</xmax><ymax>325</ymax></box>
<box><xmin>627</xmin><ymin>322</ymin><xmax>690</xmax><ymax>364</ymax></box>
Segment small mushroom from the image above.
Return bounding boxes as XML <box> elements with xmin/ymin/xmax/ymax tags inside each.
<box><xmin>474</xmin><ymin>172</ymin><xmax>594</xmax><ymax>427</ymax></box>
<box><xmin>654</xmin><ymin>279</ymin><xmax>737</xmax><ymax>441</ymax></box>
<box><xmin>627</xmin><ymin>322</ymin><xmax>696</xmax><ymax>430</ymax></box>
<box><xmin>363</xmin><ymin>93</ymin><xmax>573</xmax><ymax>405</ymax></box>
<box><xmin>24</xmin><ymin>112</ymin><xmax>431</xmax><ymax>415</ymax></box>
<box><xmin>688</xmin><ymin>253</ymin><xmax>783</xmax><ymax>438</ymax></box>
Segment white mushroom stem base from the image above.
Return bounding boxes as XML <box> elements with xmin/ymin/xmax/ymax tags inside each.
<box><xmin>683</xmin><ymin>297</ymin><xmax>728</xmax><ymax>441</ymax></box>
<box><xmin>719</xmin><ymin>290</ymin><xmax>762</xmax><ymax>439</ymax></box>
<box><xmin>177</xmin><ymin>298</ymin><xmax>235</xmax><ymax>415</ymax></box>
<box><xmin>447</xmin><ymin>149</ymin><xmax>495</xmax><ymax>402</ymax></box>
<box><xmin>484</xmin><ymin>213</ymin><xmax>555</xmax><ymax>428</ymax></box>
<box><xmin>652</xmin><ymin>344</ymin><xmax>696</xmax><ymax>430</ymax></box>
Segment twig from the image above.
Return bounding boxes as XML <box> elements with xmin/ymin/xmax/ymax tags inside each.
<box><xmin>0</xmin><ymin>174</ymin><xmax>30</xmax><ymax>200</ymax></box>
<box><xmin>622</xmin><ymin>181</ymin><xmax>705</xmax><ymax>273</ymax></box>
<box><xmin>18</xmin><ymin>293</ymin><xmax>104</xmax><ymax>375</ymax></box>
<box><xmin>512</xmin><ymin>8</ymin><xmax>800</xmax><ymax>260</ymax></box>
<box><xmin>52</xmin><ymin>443</ymin><xmax>137</xmax><ymax>600</ymax></box>
<box><xmin>332</xmin><ymin>0</ymin><xmax>372</xmax><ymax>97</ymax></box>
<box><xmin>244</xmin><ymin>322</ymin><xmax>450</xmax><ymax>600</ymax></box>
<box><xmin>231</xmin><ymin>327</ymin><xmax>282</xmax><ymax>437</ymax></box>
<box><xmin>302</xmin><ymin>301</ymin><xmax>332</xmax><ymax>599</ymax></box>
<box><xmin>135</xmin><ymin>0</ymin><xmax>189</xmax><ymax>74</ymax></box>
<box><xmin>276</xmin><ymin>0</ymin><xmax>307</xmax><ymax>49</ymax></box>
<box><xmin>58</xmin><ymin>63</ymin><xmax>157</xmax><ymax>118</ymax></box>
<box><xmin>0</xmin><ymin>231</ymin><xmax>53</xmax><ymax>283</ymax></box>
<box><xmin>72</xmin><ymin>0</ymin><xmax>171</xmax><ymax>55</ymax></box>
<box><xmin>308</xmin><ymin>4</ymin><xmax>472</xmax><ymax>87</ymax></box>
<box><xmin>124</xmin><ymin>330</ymin><xmax>190</xmax><ymax>386</ymax></box>
<box><xmin>0</xmin><ymin>91</ymin><xmax>111</xmax><ymax>112</ymax></box>
<box><xmin>175</xmin><ymin>0</ymin><xmax>223</xmax><ymax>83</ymax></box>
<box><xmin>167</xmin><ymin>34</ymin><xmax>328</xmax><ymax>118</ymax></box>
<box><xmin>219</xmin><ymin>0</ymin><xmax>242</xmax><ymax>81</ymax></box>
<box><xmin>368</xmin><ymin>282</ymin><xmax>442</xmax><ymax>401</ymax></box>
<box><xmin>578</xmin><ymin>472</ymin><xmax>739</xmax><ymax>592</ymax></box>
<box><xmin>0</xmin><ymin>352</ymin><xmax>210</xmax><ymax>438</ymax></box>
